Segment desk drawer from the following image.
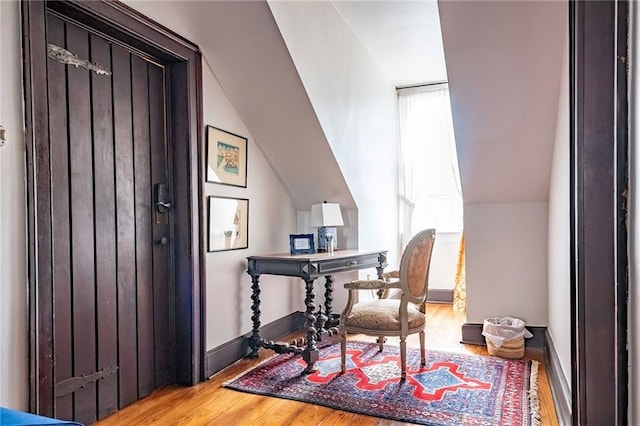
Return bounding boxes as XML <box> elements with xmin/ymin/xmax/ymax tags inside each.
<box><xmin>317</xmin><ymin>254</ymin><xmax>382</xmax><ymax>274</ymax></box>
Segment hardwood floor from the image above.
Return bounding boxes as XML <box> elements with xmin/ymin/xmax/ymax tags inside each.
<box><xmin>95</xmin><ymin>304</ymin><xmax>558</xmax><ymax>425</ymax></box>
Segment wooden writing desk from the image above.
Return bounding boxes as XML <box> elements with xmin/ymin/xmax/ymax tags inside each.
<box><xmin>246</xmin><ymin>249</ymin><xmax>388</xmax><ymax>373</ymax></box>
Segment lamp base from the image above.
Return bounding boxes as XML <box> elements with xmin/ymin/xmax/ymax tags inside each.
<box><xmin>317</xmin><ymin>226</ymin><xmax>338</xmax><ymax>252</ymax></box>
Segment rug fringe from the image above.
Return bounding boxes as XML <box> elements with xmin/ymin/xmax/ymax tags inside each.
<box><xmin>528</xmin><ymin>360</ymin><xmax>541</xmax><ymax>426</ymax></box>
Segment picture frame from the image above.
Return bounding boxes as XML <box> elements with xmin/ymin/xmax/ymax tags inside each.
<box><xmin>206</xmin><ymin>125</ymin><xmax>248</xmax><ymax>188</ymax></box>
<box><xmin>208</xmin><ymin>196</ymin><xmax>249</xmax><ymax>252</ymax></box>
<box><xmin>289</xmin><ymin>234</ymin><xmax>315</xmax><ymax>255</ymax></box>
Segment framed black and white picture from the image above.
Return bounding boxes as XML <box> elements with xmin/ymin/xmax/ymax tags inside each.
<box><xmin>208</xmin><ymin>196</ymin><xmax>249</xmax><ymax>252</ymax></box>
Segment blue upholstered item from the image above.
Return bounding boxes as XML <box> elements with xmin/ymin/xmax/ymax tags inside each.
<box><xmin>0</xmin><ymin>408</ymin><xmax>83</xmax><ymax>426</ymax></box>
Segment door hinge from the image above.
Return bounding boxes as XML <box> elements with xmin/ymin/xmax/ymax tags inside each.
<box><xmin>47</xmin><ymin>44</ymin><xmax>112</xmax><ymax>76</ymax></box>
<box><xmin>55</xmin><ymin>365</ymin><xmax>118</xmax><ymax>397</ymax></box>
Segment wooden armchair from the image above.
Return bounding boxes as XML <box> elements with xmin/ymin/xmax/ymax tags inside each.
<box><xmin>339</xmin><ymin>229</ymin><xmax>436</xmax><ymax>380</ymax></box>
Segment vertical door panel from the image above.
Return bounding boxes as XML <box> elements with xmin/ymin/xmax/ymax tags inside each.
<box><xmin>112</xmin><ymin>44</ymin><xmax>139</xmax><ymax>409</ymax></box>
<box><xmin>149</xmin><ymin>63</ymin><xmax>173</xmax><ymax>387</ymax></box>
<box><xmin>90</xmin><ymin>33</ymin><xmax>119</xmax><ymax>419</ymax></box>
<box><xmin>28</xmin><ymin>2</ymin><xmax>56</xmax><ymax>415</ymax></box>
<box><xmin>66</xmin><ymin>22</ymin><xmax>97</xmax><ymax>425</ymax></box>
<box><xmin>47</xmin><ymin>14</ymin><xmax>73</xmax><ymax>421</ymax></box>
<box><xmin>131</xmin><ymin>56</ymin><xmax>155</xmax><ymax>398</ymax></box>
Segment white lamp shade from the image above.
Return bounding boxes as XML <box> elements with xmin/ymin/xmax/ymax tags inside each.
<box><xmin>310</xmin><ymin>203</ymin><xmax>344</xmax><ymax>227</ymax></box>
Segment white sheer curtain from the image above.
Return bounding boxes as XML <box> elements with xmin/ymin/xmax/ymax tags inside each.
<box><xmin>398</xmin><ymin>84</ymin><xmax>462</xmax><ymax>248</ymax></box>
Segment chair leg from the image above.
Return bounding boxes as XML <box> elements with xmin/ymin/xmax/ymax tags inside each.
<box><xmin>400</xmin><ymin>335</ymin><xmax>407</xmax><ymax>381</ymax></box>
<box><xmin>377</xmin><ymin>336</ymin><xmax>385</xmax><ymax>352</ymax></box>
<box><xmin>340</xmin><ymin>331</ymin><xmax>347</xmax><ymax>373</ymax></box>
<box><xmin>419</xmin><ymin>330</ymin><xmax>426</xmax><ymax>366</ymax></box>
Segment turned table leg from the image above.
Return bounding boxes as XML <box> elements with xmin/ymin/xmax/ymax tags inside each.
<box><xmin>376</xmin><ymin>264</ymin><xmax>386</xmax><ymax>299</ymax></box>
<box><xmin>324</xmin><ymin>275</ymin><xmax>338</xmax><ymax>327</ymax></box>
<box><xmin>248</xmin><ymin>274</ymin><xmax>262</xmax><ymax>358</ymax></box>
<box><xmin>375</xmin><ymin>263</ymin><xmax>387</xmax><ymax>349</ymax></box>
<box><xmin>302</xmin><ymin>277</ymin><xmax>319</xmax><ymax>373</ymax></box>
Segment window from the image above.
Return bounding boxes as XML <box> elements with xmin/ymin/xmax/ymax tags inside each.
<box><xmin>398</xmin><ymin>83</ymin><xmax>463</xmax><ymax>248</ymax></box>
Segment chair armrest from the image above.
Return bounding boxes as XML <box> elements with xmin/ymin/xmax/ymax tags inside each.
<box><xmin>344</xmin><ymin>279</ymin><xmax>400</xmax><ymax>290</ymax></box>
<box><xmin>382</xmin><ymin>270</ymin><xmax>400</xmax><ymax>281</ymax></box>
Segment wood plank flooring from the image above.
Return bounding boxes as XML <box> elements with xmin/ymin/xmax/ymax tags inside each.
<box><xmin>95</xmin><ymin>304</ymin><xmax>558</xmax><ymax>425</ymax></box>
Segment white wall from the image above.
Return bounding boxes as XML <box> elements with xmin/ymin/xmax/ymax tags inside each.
<box><xmin>0</xmin><ymin>0</ymin><xmax>28</xmax><ymax>411</ymax></box>
<box><xmin>268</xmin><ymin>1</ymin><xmax>398</xmax><ymax>259</ymax></box>
<box><xmin>547</xmin><ymin>26</ymin><xmax>571</xmax><ymax>388</ymax></box>
<box><xmin>0</xmin><ymin>1</ymin><xmax>28</xmax><ymax>410</ymax></box>
<box><xmin>268</xmin><ymin>0</ymin><xmax>399</xmax><ymax>305</ymax></box>
<box><xmin>465</xmin><ymin>202</ymin><xmax>548</xmax><ymax>325</ymax></box>
<box><xmin>124</xmin><ymin>2</ymin><xmax>302</xmax><ymax>350</ymax></box>
<box><xmin>201</xmin><ymin>61</ymin><xmax>301</xmax><ymax>349</ymax></box>
<box><xmin>429</xmin><ymin>232</ymin><xmax>462</xmax><ymax>291</ymax></box>
<box><xmin>439</xmin><ymin>1</ymin><xmax>565</xmax><ymax>328</ymax></box>
<box><xmin>268</xmin><ymin>1</ymin><xmax>399</xmax><ymax>308</ymax></box>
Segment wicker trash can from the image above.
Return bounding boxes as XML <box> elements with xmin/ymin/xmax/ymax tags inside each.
<box><xmin>486</xmin><ymin>336</ymin><xmax>525</xmax><ymax>359</ymax></box>
<box><xmin>482</xmin><ymin>317</ymin><xmax>532</xmax><ymax>359</ymax></box>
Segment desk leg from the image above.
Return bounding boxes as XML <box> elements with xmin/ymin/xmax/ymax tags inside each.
<box><xmin>376</xmin><ymin>264</ymin><xmax>386</xmax><ymax>299</ymax></box>
<box><xmin>302</xmin><ymin>278</ymin><xmax>319</xmax><ymax>373</ymax></box>
<box><xmin>375</xmin><ymin>264</ymin><xmax>386</xmax><ymax>348</ymax></box>
<box><xmin>324</xmin><ymin>275</ymin><xmax>337</xmax><ymax>327</ymax></box>
<box><xmin>249</xmin><ymin>274</ymin><xmax>262</xmax><ymax>358</ymax></box>
<box><xmin>376</xmin><ymin>264</ymin><xmax>385</xmax><ymax>279</ymax></box>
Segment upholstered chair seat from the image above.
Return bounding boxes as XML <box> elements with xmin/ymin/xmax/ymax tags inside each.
<box><xmin>343</xmin><ymin>299</ymin><xmax>426</xmax><ymax>332</ymax></box>
<box><xmin>340</xmin><ymin>228</ymin><xmax>436</xmax><ymax>380</ymax></box>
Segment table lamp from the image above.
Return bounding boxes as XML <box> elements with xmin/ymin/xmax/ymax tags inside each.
<box><xmin>310</xmin><ymin>201</ymin><xmax>344</xmax><ymax>253</ymax></box>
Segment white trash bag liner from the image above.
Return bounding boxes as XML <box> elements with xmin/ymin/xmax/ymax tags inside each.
<box><xmin>482</xmin><ymin>316</ymin><xmax>533</xmax><ymax>348</ymax></box>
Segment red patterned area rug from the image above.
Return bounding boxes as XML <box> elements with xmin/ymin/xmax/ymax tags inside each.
<box><xmin>224</xmin><ymin>341</ymin><xmax>540</xmax><ymax>426</ymax></box>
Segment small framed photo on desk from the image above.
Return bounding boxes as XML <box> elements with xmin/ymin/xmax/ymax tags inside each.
<box><xmin>289</xmin><ymin>234</ymin><xmax>315</xmax><ymax>255</ymax></box>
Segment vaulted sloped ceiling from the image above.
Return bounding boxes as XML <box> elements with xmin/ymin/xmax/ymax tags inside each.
<box><xmin>128</xmin><ymin>0</ymin><xmax>566</xmax><ymax>209</ymax></box>
<box><xmin>439</xmin><ymin>1</ymin><xmax>566</xmax><ymax>204</ymax></box>
<box><xmin>128</xmin><ymin>0</ymin><xmax>356</xmax><ymax>210</ymax></box>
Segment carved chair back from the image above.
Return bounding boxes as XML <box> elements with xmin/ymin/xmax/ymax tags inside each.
<box><xmin>398</xmin><ymin>228</ymin><xmax>436</xmax><ymax>305</ymax></box>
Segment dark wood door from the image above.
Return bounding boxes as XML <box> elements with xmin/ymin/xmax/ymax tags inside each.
<box><xmin>45</xmin><ymin>13</ymin><xmax>173</xmax><ymax>424</ymax></box>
